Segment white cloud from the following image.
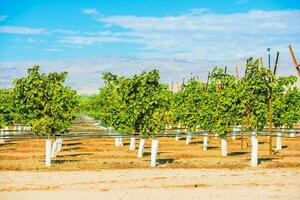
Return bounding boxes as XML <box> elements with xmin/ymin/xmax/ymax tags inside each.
<box><xmin>81</xmin><ymin>8</ymin><xmax>98</xmax><ymax>15</ymax></box>
<box><xmin>27</xmin><ymin>38</ymin><xmax>37</xmax><ymax>43</ymax></box>
<box><xmin>59</xmin><ymin>36</ymin><xmax>143</xmax><ymax>45</ymax></box>
<box><xmin>0</xmin><ymin>52</ymin><xmax>299</xmax><ymax>94</ymax></box>
<box><xmin>44</xmin><ymin>48</ymin><xmax>62</xmax><ymax>52</ymax></box>
<box><xmin>0</xmin><ymin>15</ymin><xmax>7</xmax><ymax>21</ymax></box>
<box><xmin>0</xmin><ymin>26</ymin><xmax>48</xmax><ymax>34</ymax></box>
<box><xmin>53</xmin><ymin>29</ymin><xmax>79</xmax><ymax>35</ymax></box>
<box><xmin>95</xmin><ymin>9</ymin><xmax>300</xmax><ymax>61</ymax></box>
<box><xmin>1</xmin><ymin>9</ymin><xmax>300</xmax><ymax>94</ymax></box>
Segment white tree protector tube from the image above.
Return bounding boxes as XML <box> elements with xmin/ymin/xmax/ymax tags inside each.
<box><xmin>13</xmin><ymin>125</ymin><xmax>17</xmax><ymax>135</ymax></box>
<box><xmin>175</xmin><ymin>132</ymin><xmax>180</xmax><ymax>141</ymax></box>
<box><xmin>290</xmin><ymin>129</ymin><xmax>295</xmax><ymax>138</ymax></box>
<box><xmin>276</xmin><ymin>132</ymin><xmax>282</xmax><ymax>150</ymax></box>
<box><xmin>221</xmin><ymin>139</ymin><xmax>227</xmax><ymax>156</ymax></box>
<box><xmin>55</xmin><ymin>139</ymin><xmax>60</xmax><ymax>157</ymax></box>
<box><xmin>232</xmin><ymin>127</ymin><xmax>236</xmax><ymax>140</ymax></box>
<box><xmin>51</xmin><ymin>139</ymin><xmax>57</xmax><ymax>158</ymax></box>
<box><xmin>214</xmin><ymin>133</ymin><xmax>218</xmax><ymax>138</ymax></box>
<box><xmin>251</xmin><ymin>138</ymin><xmax>258</xmax><ymax>167</ymax></box>
<box><xmin>45</xmin><ymin>139</ymin><xmax>52</xmax><ymax>167</ymax></box>
<box><xmin>178</xmin><ymin>123</ymin><xmax>181</xmax><ymax>129</ymax></box>
<box><xmin>251</xmin><ymin>131</ymin><xmax>257</xmax><ymax>145</ymax></box>
<box><xmin>129</xmin><ymin>136</ymin><xmax>135</xmax><ymax>150</ymax></box>
<box><xmin>151</xmin><ymin>139</ymin><xmax>159</xmax><ymax>167</ymax></box>
<box><xmin>118</xmin><ymin>137</ymin><xmax>123</xmax><ymax>146</ymax></box>
<box><xmin>203</xmin><ymin>132</ymin><xmax>208</xmax><ymax>151</ymax></box>
<box><xmin>0</xmin><ymin>129</ymin><xmax>4</xmax><ymax>143</ymax></box>
<box><xmin>115</xmin><ymin>137</ymin><xmax>119</xmax><ymax>146</ymax></box>
<box><xmin>56</xmin><ymin>138</ymin><xmax>63</xmax><ymax>153</ymax></box>
<box><xmin>137</xmin><ymin>139</ymin><xmax>145</xmax><ymax>158</ymax></box>
<box><xmin>4</xmin><ymin>127</ymin><xmax>9</xmax><ymax>135</ymax></box>
<box><xmin>185</xmin><ymin>134</ymin><xmax>192</xmax><ymax>145</ymax></box>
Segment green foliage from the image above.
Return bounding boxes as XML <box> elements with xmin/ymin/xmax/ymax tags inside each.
<box><xmin>82</xmin><ymin>70</ymin><xmax>170</xmax><ymax>136</ymax></box>
<box><xmin>240</xmin><ymin>58</ymin><xmax>274</xmax><ymax>131</ymax></box>
<box><xmin>0</xmin><ymin>88</ymin><xmax>14</xmax><ymax>128</ymax></box>
<box><xmin>13</xmin><ymin>66</ymin><xmax>78</xmax><ymax>136</ymax></box>
<box><xmin>170</xmin><ymin>80</ymin><xmax>204</xmax><ymax>132</ymax></box>
<box><xmin>79</xmin><ymin>57</ymin><xmax>300</xmax><ymax>137</ymax></box>
<box><xmin>210</xmin><ymin>67</ymin><xmax>243</xmax><ymax>137</ymax></box>
<box><xmin>273</xmin><ymin>76</ymin><xmax>300</xmax><ymax>128</ymax></box>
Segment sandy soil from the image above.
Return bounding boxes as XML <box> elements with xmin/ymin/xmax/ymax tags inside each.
<box><xmin>0</xmin><ymin>168</ymin><xmax>300</xmax><ymax>200</ymax></box>
<box><xmin>1</xmin><ymin>122</ymin><xmax>300</xmax><ymax>199</ymax></box>
<box><xmin>0</xmin><ymin>125</ymin><xmax>300</xmax><ymax>170</ymax></box>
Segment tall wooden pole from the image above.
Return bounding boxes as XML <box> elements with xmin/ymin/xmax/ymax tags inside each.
<box><xmin>206</xmin><ymin>72</ymin><xmax>210</xmax><ymax>91</ymax></box>
<box><xmin>235</xmin><ymin>66</ymin><xmax>239</xmax><ymax>82</ymax></box>
<box><xmin>267</xmin><ymin>48</ymin><xmax>271</xmax><ymax>69</ymax></box>
<box><xmin>268</xmin><ymin>97</ymin><xmax>273</xmax><ymax>155</ymax></box>
<box><xmin>241</xmin><ymin>123</ymin><xmax>244</xmax><ymax>150</ymax></box>
<box><xmin>273</xmin><ymin>52</ymin><xmax>279</xmax><ymax>75</ymax></box>
<box><xmin>288</xmin><ymin>45</ymin><xmax>300</xmax><ymax>77</ymax></box>
<box><xmin>260</xmin><ymin>57</ymin><xmax>264</xmax><ymax>67</ymax></box>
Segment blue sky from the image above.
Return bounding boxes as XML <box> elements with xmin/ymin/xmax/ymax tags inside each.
<box><xmin>0</xmin><ymin>0</ymin><xmax>300</xmax><ymax>93</ymax></box>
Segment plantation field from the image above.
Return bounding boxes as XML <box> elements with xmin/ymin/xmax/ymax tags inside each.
<box><xmin>1</xmin><ymin>169</ymin><xmax>300</xmax><ymax>200</ymax></box>
<box><xmin>0</xmin><ymin>122</ymin><xmax>300</xmax><ymax>170</ymax></box>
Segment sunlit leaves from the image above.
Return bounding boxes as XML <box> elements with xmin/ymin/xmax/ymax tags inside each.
<box><xmin>13</xmin><ymin>66</ymin><xmax>78</xmax><ymax>136</ymax></box>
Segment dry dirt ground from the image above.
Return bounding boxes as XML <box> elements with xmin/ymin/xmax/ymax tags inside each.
<box><xmin>0</xmin><ymin>122</ymin><xmax>299</xmax><ymax>170</ymax></box>
<box><xmin>0</xmin><ymin>122</ymin><xmax>300</xmax><ymax>199</ymax></box>
<box><xmin>1</xmin><ymin>169</ymin><xmax>300</xmax><ymax>200</ymax></box>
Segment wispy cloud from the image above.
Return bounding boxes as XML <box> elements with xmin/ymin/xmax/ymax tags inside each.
<box><xmin>44</xmin><ymin>48</ymin><xmax>62</xmax><ymax>52</ymax></box>
<box><xmin>0</xmin><ymin>52</ymin><xmax>298</xmax><ymax>94</ymax></box>
<box><xmin>81</xmin><ymin>8</ymin><xmax>98</xmax><ymax>15</ymax></box>
<box><xmin>0</xmin><ymin>25</ymin><xmax>48</xmax><ymax>34</ymax></box>
<box><xmin>0</xmin><ymin>15</ymin><xmax>7</xmax><ymax>21</ymax></box>
<box><xmin>27</xmin><ymin>38</ymin><xmax>37</xmax><ymax>43</ymax></box>
<box><xmin>59</xmin><ymin>36</ymin><xmax>142</xmax><ymax>45</ymax></box>
<box><xmin>53</xmin><ymin>29</ymin><xmax>79</xmax><ymax>35</ymax></box>
<box><xmin>94</xmin><ymin>9</ymin><xmax>300</xmax><ymax>61</ymax></box>
<box><xmin>1</xmin><ymin>9</ymin><xmax>300</xmax><ymax>94</ymax></box>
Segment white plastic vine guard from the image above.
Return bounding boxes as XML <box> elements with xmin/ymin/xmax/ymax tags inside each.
<box><xmin>251</xmin><ymin>138</ymin><xmax>258</xmax><ymax>167</ymax></box>
<box><xmin>221</xmin><ymin>139</ymin><xmax>227</xmax><ymax>156</ymax></box>
<box><xmin>151</xmin><ymin>140</ymin><xmax>159</xmax><ymax>167</ymax></box>
<box><xmin>137</xmin><ymin>139</ymin><xmax>145</xmax><ymax>158</ymax></box>
<box><xmin>276</xmin><ymin>132</ymin><xmax>282</xmax><ymax>150</ymax></box>
<box><xmin>203</xmin><ymin>132</ymin><xmax>208</xmax><ymax>151</ymax></box>
<box><xmin>129</xmin><ymin>136</ymin><xmax>135</xmax><ymax>150</ymax></box>
<box><xmin>45</xmin><ymin>139</ymin><xmax>52</xmax><ymax>167</ymax></box>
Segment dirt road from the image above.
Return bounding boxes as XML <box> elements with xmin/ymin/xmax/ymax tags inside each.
<box><xmin>1</xmin><ymin>168</ymin><xmax>300</xmax><ymax>200</ymax></box>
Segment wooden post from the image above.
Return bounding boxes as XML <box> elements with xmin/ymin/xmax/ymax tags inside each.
<box><xmin>206</xmin><ymin>72</ymin><xmax>210</xmax><ymax>91</ymax></box>
<box><xmin>288</xmin><ymin>45</ymin><xmax>300</xmax><ymax>77</ymax></box>
<box><xmin>268</xmin><ymin>97</ymin><xmax>273</xmax><ymax>155</ymax></box>
<box><xmin>274</xmin><ymin>51</ymin><xmax>279</xmax><ymax>75</ymax></box>
<box><xmin>260</xmin><ymin>57</ymin><xmax>264</xmax><ymax>67</ymax></box>
<box><xmin>176</xmin><ymin>82</ymin><xmax>180</xmax><ymax>92</ymax></box>
<box><xmin>235</xmin><ymin>66</ymin><xmax>239</xmax><ymax>82</ymax></box>
<box><xmin>241</xmin><ymin>123</ymin><xmax>244</xmax><ymax>150</ymax></box>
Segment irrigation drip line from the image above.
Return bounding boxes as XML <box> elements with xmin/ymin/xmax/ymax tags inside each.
<box><xmin>1</xmin><ymin>131</ymin><xmax>300</xmax><ymax>140</ymax></box>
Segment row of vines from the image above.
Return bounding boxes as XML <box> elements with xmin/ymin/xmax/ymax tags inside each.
<box><xmin>1</xmin><ymin>57</ymin><xmax>300</xmax><ymax>167</ymax></box>
<box><xmin>81</xmin><ymin>58</ymin><xmax>300</xmax><ymax>139</ymax></box>
<box><xmin>0</xmin><ymin>66</ymin><xmax>78</xmax><ymax>137</ymax></box>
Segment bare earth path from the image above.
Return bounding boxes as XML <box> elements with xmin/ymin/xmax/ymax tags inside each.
<box><xmin>1</xmin><ymin>168</ymin><xmax>300</xmax><ymax>200</ymax></box>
